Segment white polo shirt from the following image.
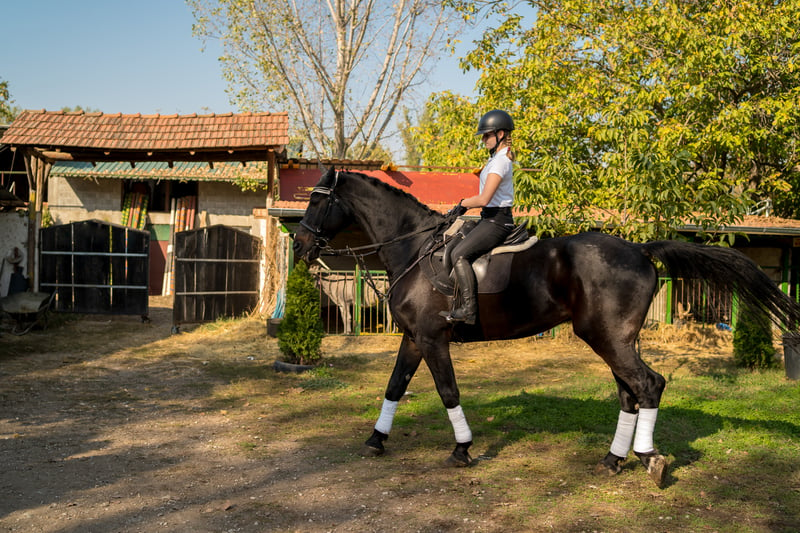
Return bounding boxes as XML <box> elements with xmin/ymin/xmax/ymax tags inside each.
<box><xmin>480</xmin><ymin>146</ymin><xmax>514</xmax><ymax>208</ymax></box>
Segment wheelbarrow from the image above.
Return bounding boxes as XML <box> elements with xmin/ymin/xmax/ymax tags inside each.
<box><xmin>0</xmin><ymin>291</ymin><xmax>56</xmax><ymax>335</ymax></box>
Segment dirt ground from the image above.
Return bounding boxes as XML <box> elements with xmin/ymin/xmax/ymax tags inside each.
<box><xmin>0</xmin><ymin>296</ymin><xmax>783</xmax><ymax>532</ymax></box>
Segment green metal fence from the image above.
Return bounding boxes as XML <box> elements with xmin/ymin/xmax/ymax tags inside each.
<box><xmin>312</xmin><ymin>267</ymin><xmax>398</xmax><ymax>335</ymax></box>
<box><xmin>315</xmin><ymin>271</ymin><xmax>794</xmax><ymax>335</ymax></box>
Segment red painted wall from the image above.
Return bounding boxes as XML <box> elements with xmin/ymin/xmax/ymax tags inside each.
<box><xmin>278</xmin><ymin>168</ymin><xmax>479</xmax><ymax>209</ymax></box>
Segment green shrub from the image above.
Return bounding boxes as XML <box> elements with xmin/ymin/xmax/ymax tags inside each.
<box><xmin>733</xmin><ymin>305</ymin><xmax>777</xmax><ymax>369</ymax></box>
<box><xmin>277</xmin><ymin>261</ymin><xmax>324</xmax><ymax>365</ymax></box>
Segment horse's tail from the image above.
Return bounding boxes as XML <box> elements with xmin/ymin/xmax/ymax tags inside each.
<box><xmin>639</xmin><ymin>240</ymin><xmax>800</xmax><ymax>330</ymax></box>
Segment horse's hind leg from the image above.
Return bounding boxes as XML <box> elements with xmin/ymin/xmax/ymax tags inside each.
<box><xmin>597</xmin><ymin>374</ymin><xmax>643</xmax><ymax>475</ymax></box>
<box><xmin>363</xmin><ymin>333</ymin><xmax>423</xmax><ymax>456</ymax></box>
<box><xmin>586</xmin><ymin>339</ymin><xmax>668</xmax><ymax>487</ymax></box>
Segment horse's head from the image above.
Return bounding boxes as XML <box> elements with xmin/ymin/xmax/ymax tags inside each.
<box><xmin>293</xmin><ymin>168</ymin><xmax>353</xmax><ymax>262</ymax></box>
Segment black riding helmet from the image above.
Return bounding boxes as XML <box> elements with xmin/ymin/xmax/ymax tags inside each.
<box><xmin>475</xmin><ymin>109</ymin><xmax>514</xmax><ymax>136</ymax></box>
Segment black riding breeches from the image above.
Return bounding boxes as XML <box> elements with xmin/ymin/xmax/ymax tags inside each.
<box><xmin>450</xmin><ymin>209</ymin><xmax>514</xmax><ymax>263</ymax></box>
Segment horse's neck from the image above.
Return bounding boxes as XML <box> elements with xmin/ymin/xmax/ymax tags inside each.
<box><xmin>340</xmin><ymin>175</ymin><xmax>434</xmax><ymax>276</ymax></box>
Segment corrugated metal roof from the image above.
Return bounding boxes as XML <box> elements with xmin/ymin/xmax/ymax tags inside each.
<box><xmin>52</xmin><ymin>160</ymin><xmax>269</xmax><ymax>182</ymax></box>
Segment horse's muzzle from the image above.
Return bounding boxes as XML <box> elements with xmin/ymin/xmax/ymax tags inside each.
<box><xmin>292</xmin><ymin>231</ymin><xmax>320</xmax><ymax>262</ymax></box>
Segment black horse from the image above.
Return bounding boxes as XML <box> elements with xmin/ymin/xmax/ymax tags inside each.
<box><xmin>292</xmin><ymin>168</ymin><xmax>800</xmax><ymax>487</ymax></box>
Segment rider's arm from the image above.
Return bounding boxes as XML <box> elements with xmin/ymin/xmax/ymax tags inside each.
<box><xmin>460</xmin><ymin>172</ymin><xmax>502</xmax><ymax>209</ymax></box>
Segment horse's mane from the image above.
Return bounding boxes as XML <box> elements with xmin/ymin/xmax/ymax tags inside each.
<box><xmin>341</xmin><ymin>170</ymin><xmax>441</xmax><ymax>218</ymax></box>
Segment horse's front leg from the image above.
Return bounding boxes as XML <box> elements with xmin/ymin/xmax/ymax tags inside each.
<box><xmin>363</xmin><ymin>332</ymin><xmax>423</xmax><ymax>455</ymax></box>
<box><xmin>420</xmin><ymin>335</ymin><xmax>473</xmax><ymax>467</ymax></box>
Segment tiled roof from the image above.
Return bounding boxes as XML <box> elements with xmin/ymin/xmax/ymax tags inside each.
<box><xmin>2</xmin><ymin>110</ymin><xmax>288</xmax><ymax>151</ymax></box>
<box><xmin>52</xmin><ymin>161</ymin><xmax>269</xmax><ymax>182</ymax></box>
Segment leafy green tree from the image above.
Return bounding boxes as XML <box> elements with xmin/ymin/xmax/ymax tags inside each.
<box><xmin>411</xmin><ymin>92</ymin><xmax>484</xmax><ymax>169</ymax></box>
<box><xmin>346</xmin><ymin>141</ymin><xmax>394</xmax><ymax>165</ymax></box>
<box><xmin>733</xmin><ymin>304</ymin><xmax>778</xmax><ymax>369</ymax></box>
<box><xmin>398</xmin><ymin>108</ymin><xmax>423</xmax><ymax>168</ymax></box>
<box><xmin>277</xmin><ymin>261</ymin><xmax>324</xmax><ymax>365</ymax></box>
<box><xmin>1</xmin><ymin>78</ymin><xmax>16</xmax><ymax>123</ymax></box>
<box><xmin>60</xmin><ymin>105</ymin><xmax>103</xmax><ymax>113</ymax></box>
<box><xmin>430</xmin><ymin>0</ymin><xmax>800</xmax><ymax>240</ymax></box>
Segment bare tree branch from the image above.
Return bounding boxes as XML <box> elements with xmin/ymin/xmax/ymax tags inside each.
<box><xmin>190</xmin><ymin>0</ymin><xmax>462</xmax><ymax>159</ymax></box>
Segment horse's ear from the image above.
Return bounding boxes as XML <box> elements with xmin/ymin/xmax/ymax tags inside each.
<box><xmin>319</xmin><ymin>166</ymin><xmax>337</xmax><ymax>188</ymax></box>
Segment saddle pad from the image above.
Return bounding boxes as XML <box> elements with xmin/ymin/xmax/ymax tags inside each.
<box><xmin>491</xmin><ymin>236</ymin><xmax>538</xmax><ymax>256</ymax></box>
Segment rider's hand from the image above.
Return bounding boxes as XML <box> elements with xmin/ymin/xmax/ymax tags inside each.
<box><xmin>447</xmin><ymin>201</ymin><xmax>467</xmax><ymax>218</ymax></box>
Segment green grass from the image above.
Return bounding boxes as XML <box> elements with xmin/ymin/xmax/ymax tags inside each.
<box><xmin>194</xmin><ymin>331</ymin><xmax>798</xmax><ymax>529</ymax></box>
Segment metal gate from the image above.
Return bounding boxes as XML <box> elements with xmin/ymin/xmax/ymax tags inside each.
<box><xmin>39</xmin><ymin>220</ymin><xmax>149</xmax><ymax>315</ymax></box>
<box><xmin>172</xmin><ymin>225</ymin><xmax>261</xmax><ymax>328</ymax></box>
<box><xmin>312</xmin><ymin>268</ymin><xmax>397</xmax><ymax>335</ymax></box>
<box><xmin>647</xmin><ymin>277</ymin><xmax>736</xmax><ymax>327</ymax></box>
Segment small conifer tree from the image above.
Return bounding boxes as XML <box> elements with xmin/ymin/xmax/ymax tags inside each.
<box><xmin>277</xmin><ymin>261</ymin><xmax>324</xmax><ymax>365</ymax></box>
<box><xmin>733</xmin><ymin>304</ymin><xmax>777</xmax><ymax>369</ymax></box>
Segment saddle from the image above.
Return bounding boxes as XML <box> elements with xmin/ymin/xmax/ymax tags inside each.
<box><xmin>420</xmin><ymin>219</ymin><xmax>538</xmax><ymax>296</ymax></box>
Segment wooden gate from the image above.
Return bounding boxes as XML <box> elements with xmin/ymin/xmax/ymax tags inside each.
<box><xmin>39</xmin><ymin>220</ymin><xmax>150</xmax><ymax>315</ymax></box>
<box><xmin>172</xmin><ymin>225</ymin><xmax>261</xmax><ymax>328</ymax></box>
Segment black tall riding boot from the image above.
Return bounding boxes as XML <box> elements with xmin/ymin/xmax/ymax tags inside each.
<box><xmin>443</xmin><ymin>257</ymin><xmax>477</xmax><ymax>325</ymax></box>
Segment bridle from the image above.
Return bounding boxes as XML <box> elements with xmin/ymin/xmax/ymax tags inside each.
<box><xmin>297</xmin><ymin>170</ymin><xmax>458</xmax><ymax>300</ymax></box>
<box><xmin>298</xmin><ymin>171</ymin><xmax>342</xmax><ymax>249</ymax></box>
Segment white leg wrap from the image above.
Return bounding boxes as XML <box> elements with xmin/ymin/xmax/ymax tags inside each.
<box><xmin>609</xmin><ymin>410</ymin><xmax>638</xmax><ymax>457</ymax></box>
<box><xmin>374</xmin><ymin>399</ymin><xmax>398</xmax><ymax>435</ymax></box>
<box><xmin>633</xmin><ymin>408</ymin><xmax>658</xmax><ymax>454</ymax></box>
<box><xmin>447</xmin><ymin>405</ymin><xmax>473</xmax><ymax>443</ymax></box>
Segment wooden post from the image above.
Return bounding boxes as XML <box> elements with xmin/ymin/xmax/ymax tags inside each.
<box><xmin>23</xmin><ymin>151</ymin><xmax>52</xmax><ymax>292</ymax></box>
<box><xmin>260</xmin><ymin>148</ymin><xmax>278</xmax><ymax>315</ymax></box>
<box><xmin>266</xmin><ymin>148</ymin><xmax>277</xmax><ymax>208</ymax></box>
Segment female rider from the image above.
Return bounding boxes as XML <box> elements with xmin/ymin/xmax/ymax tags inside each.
<box><xmin>441</xmin><ymin>109</ymin><xmax>516</xmax><ymax>325</ymax></box>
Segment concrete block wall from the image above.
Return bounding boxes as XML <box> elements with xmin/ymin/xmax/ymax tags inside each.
<box><xmin>48</xmin><ymin>176</ymin><xmax>121</xmax><ymax>225</ymax></box>
<box><xmin>197</xmin><ymin>182</ymin><xmax>267</xmax><ymax>236</ymax></box>
<box><xmin>0</xmin><ymin>211</ymin><xmax>29</xmax><ymax>296</ymax></box>
<box><xmin>47</xmin><ymin>177</ymin><xmax>267</xmax><ymax>236</ymax></box>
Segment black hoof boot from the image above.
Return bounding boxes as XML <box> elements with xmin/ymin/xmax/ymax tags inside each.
<box><xmin>362</xmin><ymin>429</ymin><xmax>388</xmax><ymax>457</ymax></box>
<box><xmin>595</xmin><ymin>452</ymin><xmax>625</xmax><ymax>476</ymax></box>
<box><xmin>635</xmin><ymin>451</ymin><xmax>668</xmax><ymax>488</ymax></box>
<box><xmin>445</xmin><ymin>441</ymin><xmax>473</xmax><ymax>467</ymax></box>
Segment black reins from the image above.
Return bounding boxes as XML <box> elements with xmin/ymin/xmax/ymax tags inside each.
<box><xmin>302</xmin><ymin>171</ymin><xmax>455</xmax><ymax>301</ymax></box>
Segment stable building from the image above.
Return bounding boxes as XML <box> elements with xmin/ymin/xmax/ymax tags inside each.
<box><xmin>1</xmin><ymin>110</ymin><xmax>287</xmax><ymax>321</ymax></box>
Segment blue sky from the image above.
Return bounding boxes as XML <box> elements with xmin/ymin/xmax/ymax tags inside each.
<box><xmin>1</xmin><ymin>0</ymin><xmax>510</xmax><ymax>117</ymax></box>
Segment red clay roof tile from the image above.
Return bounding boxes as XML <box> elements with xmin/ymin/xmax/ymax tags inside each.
<box><xmin>2</xmin><ymin>109</ymin><xmax>289</xmax><ymax>150</ymax></box>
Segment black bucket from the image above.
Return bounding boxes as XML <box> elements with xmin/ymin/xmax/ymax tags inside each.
<box><xmin>782</xmin><ymin>333</ymin><xmax>800</xmax><ymax>380</ymax></box>
<box><xmin>267</xmin><ymin>318</ymin><xmax>282</xmax><ymax>338</ymax></box>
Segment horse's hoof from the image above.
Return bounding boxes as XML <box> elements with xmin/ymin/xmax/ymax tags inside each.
<box><xmin>362</xmin><ymin>429</ymin><xmax>388</xmax><ymax>457</ymax></box>
<box><xmin>361</xmin><ymin>444</ymin><xmax>385</xmax><ymax>457</ymax></box>
<box><xmin>445</xmin><ymin>452</ymin><xmax>472</xmax><ymax>467</ymax></box>
<box><xmin>646</xmin><ymin>454</ymin><xmax>668</xmax><ymax>488</ymax></box>
<box><xmin>594</xmin><ymin>452</ymin><xmax>624</xmax><ymax>476</ymax></box>
<box><xmin>445</xmin><ymin>442</ymin><xmax>473</xmax><ymax>467</ymax></box>
<box><xmin>636</xmin><ymin>451</ymin><xmax>668</xmax><ymax>488</ymax></box>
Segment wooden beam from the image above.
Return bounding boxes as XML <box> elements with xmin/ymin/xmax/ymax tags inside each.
<box><xmin>23</xmin><ymin>147</ymin><xmax>283</xmax><ymax>163</ymax></box>
<box><xmin>35</xmin><ymin>149</ymin><xmax>75</xmax><ymax>161</ymax></box>
<box><xmin>267</xmin><ymin>148</ymin><xmax>277</xmax><ymax>208</ymax></box>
